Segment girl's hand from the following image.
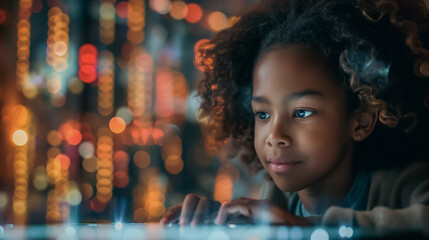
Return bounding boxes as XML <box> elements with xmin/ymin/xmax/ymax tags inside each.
<box><xmin>159</xmin><ymin>194</ymin><xmax>221</xmax><ymax>226</ymax></box>
<box><xmin>214</xmin><ymin>197</ymin><xmax>320</xmax><ymax>226</ymax></box>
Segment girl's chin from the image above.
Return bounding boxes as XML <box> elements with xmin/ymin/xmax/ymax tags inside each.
<box><xmin>270</xmin><ymin>175</ymin><xmax>305</xmax><ymax>193</ymax></box>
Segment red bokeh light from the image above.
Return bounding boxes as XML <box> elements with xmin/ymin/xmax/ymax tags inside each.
<box><xmin>113</xmin><ymin>171</ymin><xmax>129</xmax><ymax>188</ymax></box>
<box><xmin>185</xmin><ymin>3</ymin><xmax>203</xmax><ymax>23</ymax></box>
<box><xmin>113</xmin><ymin>151</ymin><xmax>129</xmax><ymax>171</ymax></box>
<box><xmin>0</xmin><ymin>9</ymin><xmax>7</xmax><ymax>25</ymax></box>
<box><xmin>116</xmin><ymin>1</ymin><xmax>130</xmax><ymax>18</ymax></box>
<box><xmin>90</xmin><ymin>197</ymin><xmax>107</xmax><ymax>212</ymax></box>
<box><xmin>56</xmin><ymin>154</ymin><xmax>71</xmax><ymax>170</ymax></box>
<box><xmin>65</xmin><ymin>129</ymin><xmax>82</xmax><ymax>145</ymax></box>
<box><xmin>32</xmin><ymin>0</ymin><xmax>43</xmax><ymax>13</ymax></box>
<box><xmin>78</xmin><ymin>44</ymin><xmax>98</xmax><ymax>84</ymax></box>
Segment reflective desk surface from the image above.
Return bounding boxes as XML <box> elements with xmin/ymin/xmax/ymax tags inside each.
<box><xmin>0</xmin><ymin>223</ymin><xmax>428</xmax><ymax>240</ymax></box>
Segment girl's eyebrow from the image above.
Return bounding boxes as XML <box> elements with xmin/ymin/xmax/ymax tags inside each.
<box><xmin>252</xmin><ymin>89</ymin><xmax>324</xmax><ymax>104</ymax></box>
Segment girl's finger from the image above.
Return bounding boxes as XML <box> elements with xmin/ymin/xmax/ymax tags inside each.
<box><xmin>190</xmin><ymin>197</ymin><xmax>210</xmax><ymax>226</ymax></box>
<box><xmin>214</xmin><ymin>202</ymin><xmax>252</xmax><ymax>225</ymax></box>
<box><xmin>179</xmin><ymin>194</ymin><xmax>200</xmax><ymax>226</ymax></box>
<box><xmin>159</xmin><ymin>205</ymin><xmax>182</xmax><ymax>225</ymax></box>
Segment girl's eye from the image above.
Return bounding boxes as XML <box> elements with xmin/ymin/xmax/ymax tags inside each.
<box><xmin>255</xmin><ymin>112</ymin><xmax>270</xmax><ymax>120</ymax></box>
<box><xmin>294</xmin><ymin>109</ymin><xmax>314</xmax><ymax>118</ymax></box>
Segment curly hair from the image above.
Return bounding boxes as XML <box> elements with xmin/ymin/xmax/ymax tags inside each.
<box><xmin>196</xmin><ymin>0</ymin><xmax>429</xmax><ymax>173</ymax></box>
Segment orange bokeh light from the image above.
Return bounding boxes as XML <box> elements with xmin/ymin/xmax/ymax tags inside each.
<box><xmin>13</xmin><ymin>105</ymin><xmax>30</xmax><ymax>127</ymax></box>
<box><xmin>80</xmin><ymin>183</ymin><xmax>93</xmax><ymax>200</ymax></box>
<box><xmin>134</xmin><ymin>150</ymin><xmax>151</xmax><ymax>168</ymax></box>
<box><xmin>109</xmin><ymin>116</ymin><xmax>126</xmax><ymax>134</ymax></box>
<box><xmin>56</xmin><ymin>154</ymin><xmax>71</xmax><ymax>170</ymax></box>
<box><xmin>185</xmin><ymin>3</ymin><xmax>202</xmax><ymax>23</ymax></box>
<box><xmin>65</xmin><ymin>129</ymin><xmax>82</xmax><ymax>145</ymax></box>
<box><xmin>147</xmin><ymin>201</ymin><xmax>165</xmax><ymax>217</ymax></box>
<box><xmin>213</xmin><ymin>174</ymin><xmax>233</xmax><ymax>204</ymax></box>
<box><xmin>207</xmin><ymin>11</ymin><xmax>228</xmax><ymax>32</ymax></box>
<box><xmin>169</xmin><ymin>1</ymin><xmax>187</xmax><ymax>20</ymax></box>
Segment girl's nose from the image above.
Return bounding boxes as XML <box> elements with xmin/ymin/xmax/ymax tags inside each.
<box><xmin>265</xmin><ymin>118</ymin><xmax>292</xmax><ymax>147</ymax></box>
<box><xmin>266</xmin><ymin>133</ymin><xmax>292</xmax><ymax>147</ymax></box>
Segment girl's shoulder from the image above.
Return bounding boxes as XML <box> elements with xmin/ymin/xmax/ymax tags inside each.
<box><xmin>372</xmin><ymin>160</ymin><xmax>429</xmax><ymax>181</ymax></box>
<box><xmin>369</xmin><ymin>160</ymin><xmax>429</xmax><ymax>208</ymax></box>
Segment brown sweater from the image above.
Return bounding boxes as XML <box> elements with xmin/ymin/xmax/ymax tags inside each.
<box><xmin>259</xmin><ymin>161</ymin><xmax>429</xmax><ymax>230</ymax></box>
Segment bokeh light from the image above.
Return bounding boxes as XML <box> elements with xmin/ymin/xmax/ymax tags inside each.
<box><xmin>169</xmin><ymin>1</ymin><xmax>187</xmax><ymax>20</ymax></box>
<box><xmin>13</xmin><ymin>105</ymin><xmax>30</xmax><ymax>127</ymax></box>
<box><xmin>116</xmin><ymin>107</ymin><xmax>133</xmax><ymax>124</ymax></box>
<box><xmin>98</xmin><ymin>51</ymin><xmax>115</xmax><ymax>115</ymax></box>
<box><xmin>0</xmin><ymin>192</ymin><xmax>8</xmax><ymax>209</ymax></box>
<box><xmin>116</xmin><ymin>1</ymin><xmax>131</xmax><ymax>18</ymax></box>
<box><xmin>0</xmin><ymin>0</ymin><xmax>263</xmax><ymax>226</ymax></box>
<box><xmin>213</xmin><ymin>173</ymin><xmax>233</xmax><ymax>204</ymax></box>
<box><xmin>47</xmin><ymin>147</ymin><xmax>61</xmax><ymax>159</ymax></box>
<box><xmin>47</xmin><ymin>130</ymin><xmax>62</xmax><ymax>146</ymax></box>
<box><xmin>68</xmin><ymin>77</ymin><xmax>84</xmax><ymax>94</ymax></box>
<box><xmin>207</xmin><ymin>11</ymin><xmax>228</xmax><ymax>32</ymax></box>
<box><xmin>133</xmin><ymin>207</ymin><xmax>146</xmax><ymax>222</ymax></box>
<box><xmin>0</xmin><ymin>9</ymin><xmax>7</xmax><ymax>25</ymax></box>
<box><xmin>51</xmin><ymin>93</ymin><xmax>66</xmax><ymax>108</ymax></box>
<box><xmin>100</xmin><ymin>2</ymin><xmax>116</xmax><ymax>45</ymax></box>
<box><xmin>109</xmin><ymin>116</ymin><xmax>126</xmax><ymax>134</ymax></box>
<box><xmin>12</xmin><ymin>129</ymin><xmax>28</xmax><ymax>146</ymax></box>
<box><xmin>90</xmin><ymin>197</ymin><xmax>107</xmax><ymax>213</ymax></box>
<box><xmin>46</xmin><ymin>7</ymin><xmax>70</xmax><ymax>72</ymax></box>
<box><xmin>79</xmin><ymin>141</ymin><xmax>95</xmax><ymax>158</ymax></box>
<box><xmin>185</xmin><ymin>3</ymin><xmax>203</xmax><ymax>23</ymax></box>
<box><xmin>134</xmin><ymin>150</ymin><xmax>151</xmax><ymax>168</ymax></box>
<box><xmin>32</xmin><ymin>0</ymin><xmax>43</xmax><ymax>13</ymax></box>
<box><xmin>78</xmin><ymin>44</ymin><xmax>98</xmax><ymax>83</ymax></box>
<box><xmin>65</xmin><ymin>129</ymin><xmax>82</xmax><ymax>145</ymax></box>
<box><xmin>164</xmin><ymin>155</ymin><xmax>183</xmax><ymax>174</ymax></box>
<box><xmin>113</xmin><ymin>151</ymin><xmax>130</xmax><ymax>188</ymax></box>
<box><xmin>127</xmin><ymin>0</ymin><xmax>145</xmax><ymax>44</ymax></box>
<box><xmin>147</xmin><ymin>201</ymin><xmax>165</xmax><ymax>217</ymax></box>
<box><xmin>67</xmin><ymin>182</ymin><xmax>83</xmax><ymax>206</ymax></box>
<box><xmin>33</xmin><ymin>166</ymin><xmax>48</xmax><ymax>191</ymax></box>
<box><xmin>80</xmin><ymin>183</ymin><xmax>94</xmax><ymax>200</ymax></box>
<box><xmin>56</xmin><ymin>154</ymin><xmax>71</xmax><ymax>170</ymax></box>
<box><xmin>83</xmin><ymin>157</ymin><xmax>98</xmax><ymax>173</ymax></box>
<box><xmin>149</xmin><ymin>0</ymin><xmax>171</xmax><ymax>15</ymax></box>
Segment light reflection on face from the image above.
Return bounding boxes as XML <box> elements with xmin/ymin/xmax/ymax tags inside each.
<box><xmin>252</xmin><ymin>46</ymin><xmax>355</xmax><ymax>192</ymax></box>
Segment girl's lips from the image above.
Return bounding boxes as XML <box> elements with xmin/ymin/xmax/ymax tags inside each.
<box><xmin>268</xmin><ymin>161</ymin><xmax>301</xmax><ymax>173</ymax></box>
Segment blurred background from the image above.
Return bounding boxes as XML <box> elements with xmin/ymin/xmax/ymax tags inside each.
<box><xmin>0</xmin><ymin>0</ymin><xmax>264</xmax><ymax>225</ymax></box>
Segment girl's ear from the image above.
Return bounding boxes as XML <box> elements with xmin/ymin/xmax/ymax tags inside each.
<box><xmin>351</xmin><ymin>107</ymin><xmax>378</xmax><ymax>141</ymax></box>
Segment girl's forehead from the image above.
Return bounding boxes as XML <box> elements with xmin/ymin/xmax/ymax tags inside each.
<box><xmin>256</xmin><ymin>45</ymin><xmax>326</xmax><ymax>68</ymax></box>
<box><xmin>252</xmin><ymin>47</ymin><xmax>344</xmax><ymax>99</ymax></box>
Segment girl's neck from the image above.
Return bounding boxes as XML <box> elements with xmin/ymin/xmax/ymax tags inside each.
<box><xmin>297</xmin><ymin>149</ymin><xmax>356</xmax><ymax>215</ymax></box>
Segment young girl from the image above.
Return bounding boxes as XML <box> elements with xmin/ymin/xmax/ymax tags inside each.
<box><xmin>160</xmin><ymin>0</ymin><xmax>429</xmax><ymax>229</ymax></box>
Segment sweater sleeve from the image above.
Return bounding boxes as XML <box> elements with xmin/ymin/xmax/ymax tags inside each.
<box><xmin>322</xmin><ymin>162</ymin><xmax>429</xmax><ymax>231</ymax></box>
<box><xmin>322</xmin><ymin>204</ymin><xmax>429</xmax><ymax>230</ymax></box>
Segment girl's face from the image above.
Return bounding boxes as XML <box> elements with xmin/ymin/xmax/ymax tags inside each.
<box><xmin>252</xmin><ymin>46</ymin><xmax>355</xmax><ymax>192</ymax></box>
